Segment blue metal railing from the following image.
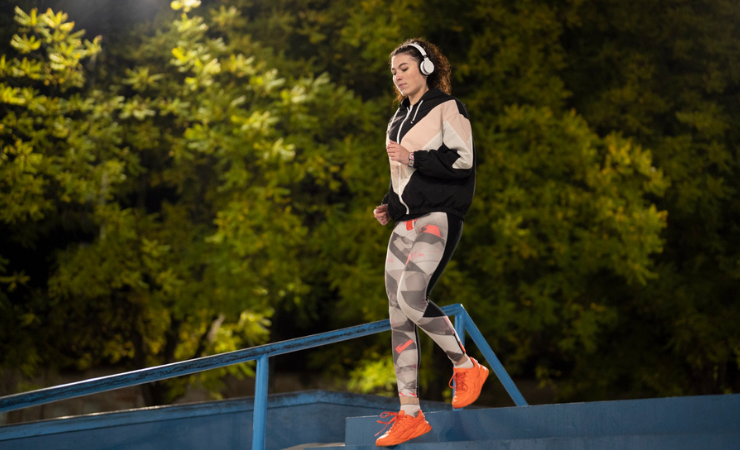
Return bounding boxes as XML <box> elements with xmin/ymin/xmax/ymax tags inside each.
<box><xmin>0</xmin><ymin>303</ymin><xmax>527</xmax><ymax>449</ymax></box>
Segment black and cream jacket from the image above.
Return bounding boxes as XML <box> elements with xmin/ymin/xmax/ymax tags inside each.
<box><xmin>382</xmin><ymin>88</ymin><xmax>476</xmax><ymax>222</ymax></box>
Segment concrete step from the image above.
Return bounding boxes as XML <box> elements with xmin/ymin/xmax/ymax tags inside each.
<box><xmin>344</xmin><ymin>394</ymin><xmax>740</xmax><ymax>447</ymax></box>
<box><xmin>306</xmin><ymin>433</ymin><xmax>740</xmax><ymax>450</ymax></box>
<box><xmin>0</xmin><ymin>390</ymin><xmax>441</xmax><ymax>450</ymax></box>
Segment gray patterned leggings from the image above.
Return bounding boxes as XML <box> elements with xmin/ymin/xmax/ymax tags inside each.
<box><xmin>385</xmin><ymin>211</ymin><xmax>467</xmax><ymax>398</ymax></box>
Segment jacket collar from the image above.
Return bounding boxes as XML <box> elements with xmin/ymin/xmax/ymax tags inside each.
<box><xmin>400</xmin><ymin>88</ymin><xmax>448</xmax><ymax>109</ymax></box>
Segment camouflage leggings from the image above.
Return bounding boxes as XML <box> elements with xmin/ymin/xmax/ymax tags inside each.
<box><xmin>385</xmin><ymin>212</ymin><xmax>467</xmax><ymax>398</ymax></box>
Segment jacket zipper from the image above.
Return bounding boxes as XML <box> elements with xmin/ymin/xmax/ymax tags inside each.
<box><xmin>396</xmin><ymin>105</ymin><xmax>412</xmax><ymax>142</ymax></box>
<box><xmin>411</xmin><ymin>100</ymin><xmax>423</xmax><ymax>123</ymax></box>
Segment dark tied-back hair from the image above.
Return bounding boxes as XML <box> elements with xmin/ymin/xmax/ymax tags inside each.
<box><xmin>389</xmin><ymin>38</ymin><xmax>452</xmax><ymax>103</ymax></box>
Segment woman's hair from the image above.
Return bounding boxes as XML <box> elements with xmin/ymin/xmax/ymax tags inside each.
<box><xmin>389</xmin><ymin>38</ymin><xmax>452</xmax><ymax>103</ymax></box>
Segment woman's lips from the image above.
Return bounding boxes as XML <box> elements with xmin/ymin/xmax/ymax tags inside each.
<box><xmin>397</xmin><ymin>83</ymin><xmax>406</xmax><ymax>89</ymax></box>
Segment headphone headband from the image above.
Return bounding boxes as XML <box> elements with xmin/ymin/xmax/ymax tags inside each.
<box><xmin>405</xmin><ymin>42</ymin><xmax>435</xmax><ymax>76</ymax></box>
<box><xmin>407</xmin><ymin>42</ymin><xmax>428</xmax><ymax>58</ymax></box>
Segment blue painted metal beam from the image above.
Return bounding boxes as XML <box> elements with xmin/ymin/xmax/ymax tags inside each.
<box><xmin>0</xmin><ymin>301</ymin><xmax>527</xmax><ymax>425</ymax></box>
<box><xmin>252</xmin><ymin>354</ymin><xmax>269</xmax><ymax>450</ymax></box>
<box><xmin>0</xmin><ymin>305</ymin><xmax>463</xmax><ymax>413</ymax></box>
<box><xmin>0</xmin><ymin>320</ymin><xmax>381</xmax><ymax>413</ymax></box>
<box><xmin>461</xmin><ymin>309</ymin><xmax>528</xmax><ymax>406</ymax></box>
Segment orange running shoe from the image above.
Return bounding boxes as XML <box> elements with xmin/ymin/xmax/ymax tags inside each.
<box><xmin>375</xmin><ymin>410</ymin><xmax>432</xmax><ymax>446</ymax></box>
<box><xmin>450</xmin><ymin>357</ymin><xmax>489</xmax><ymax>409</ymax></box>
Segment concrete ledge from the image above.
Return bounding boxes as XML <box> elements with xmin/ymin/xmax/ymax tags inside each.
<box><xmin>5</xmin><ymin>391</ymin><xmax>738</xmax><ymax>450</ymax></box>
<box><xmin>0</xmin><ymin>390</ymin><xmax>445</xmax><ymax>450</ymax></box>
<box><xmin>314</xmin><ymin>433</ymin><xmax>740</xmax><ymax>450</ymax></box>
<box><xmin>346</xmin><ymin>393</ymin><xmax>740</xmax><ymax>447</ymax></box>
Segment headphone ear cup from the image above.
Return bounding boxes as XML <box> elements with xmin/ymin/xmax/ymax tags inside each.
<box><xmin>420</xmin><ymin>58</ymin><xmax>435</xmax><ymax>76</ymax></box>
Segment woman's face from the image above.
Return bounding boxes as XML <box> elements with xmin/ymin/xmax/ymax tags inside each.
<box><xmin>391</xmin><ymin>52</ymin><xmax>428</xmax><ymax>101</ymax></box>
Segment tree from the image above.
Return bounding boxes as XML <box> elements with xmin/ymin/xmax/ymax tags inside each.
<box><xmin>225</xmin><ymin>0</ymin><xmax>672</xmax><ymax>402</ymax></box>
<box><xmin>0</xmin><ymin>6</ymin><xmax>113</xmax><ymax>386</ymax></box>
<box><xmin>557</xmin><ymin>0</ymin><xmax>740</xmax><ymax>397</ymax></box>
<box><xmin>0</xmin><ymin>1</ymin><xmax>358</xmax><ymax>406</ymax></box>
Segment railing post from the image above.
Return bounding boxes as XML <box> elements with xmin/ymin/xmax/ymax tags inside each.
<box><xmin>252</xmin><ymin>354</ymin><xmax>269</xmax><ymax>450</ymax></box>
<box><xmin>462</xmin><ymin>310</ymin><xmax>528</xmax><ymax>406</ymax></box>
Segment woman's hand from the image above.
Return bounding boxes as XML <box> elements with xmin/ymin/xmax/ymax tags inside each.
<box><xmin>373</xmin><ymin>204</ymin><xmax>390</xmax><ymax>226</ymax></box>
<box><xmin>386</xmin><ymin>140</ymin><xmax>410</xmax><ymax>165</ymax></box>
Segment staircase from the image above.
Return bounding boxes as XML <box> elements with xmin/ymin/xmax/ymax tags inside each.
<box><xmin>309</xmin><ymin>393</ymin><xmax>740</xmax><ymax>450</ymax></box>
<box><xmin>2</xmin><ymin>390</ymin><xmax>739</xmax><ymax>449</ymax></box>
<box><xmin>2</xmin><ymin>303</ymin><xmax>739</xmax><ymax>449</ymax></box>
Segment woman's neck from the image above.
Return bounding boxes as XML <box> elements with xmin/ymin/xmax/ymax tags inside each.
<box><xmin>408</xmin><ymin>86</ymin><xmax>429</xmax><ymax>106</ymax></box>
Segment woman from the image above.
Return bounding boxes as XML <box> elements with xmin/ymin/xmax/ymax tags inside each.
<box><xmin>372</xmin><ymin>38</ymin><xmax>489</xmax><ymax>447</ymax></box>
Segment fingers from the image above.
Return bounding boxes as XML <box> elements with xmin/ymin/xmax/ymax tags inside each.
<box><xmin>373</xmin><ymin>206</ymin><xmax>390</xmax><ymax>225</ymax></box>
<box><xmin>386</xmin><ymin>143</ymin><xmax>408</xmax><ymax>164</ymax></box>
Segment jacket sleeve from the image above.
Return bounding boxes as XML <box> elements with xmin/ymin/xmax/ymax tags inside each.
<box><xmin>412</xmin><ymin>101</ymin><xmax>474</xmax><ymax>179</ymax></box>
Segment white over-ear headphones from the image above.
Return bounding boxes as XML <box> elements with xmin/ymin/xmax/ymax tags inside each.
<box><xmin>407</xmin><ymin>42</ymin><xmax>435</xmax><ymax>76</ymax></box>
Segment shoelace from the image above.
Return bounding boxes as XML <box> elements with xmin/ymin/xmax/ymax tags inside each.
<box><xmin>375</xmin><ymin>411</ymin><xmax>404</xmax><ymax>436</ymax></box>
<box><xmin>449</xmin><ymin>371</ymin><xmax>469</xmax><ymax>393</ymax></box>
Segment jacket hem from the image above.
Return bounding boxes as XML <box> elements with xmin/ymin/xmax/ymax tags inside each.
<box><xmin>393</xmin><ymin>207</ymin><xmax>465</xmax><ymax>223</ymax></box>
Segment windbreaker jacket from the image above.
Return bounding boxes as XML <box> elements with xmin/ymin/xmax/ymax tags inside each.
<box><xmin>382</xmin><ymin>88</ymin><xmax>476</xmax><ymax>222</ymax></box>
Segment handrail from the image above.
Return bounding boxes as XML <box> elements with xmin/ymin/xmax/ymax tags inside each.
<box><xmin>0</xmin><ymin>303</ymin><xmax>527</xmax><ymax>449</ymax></box>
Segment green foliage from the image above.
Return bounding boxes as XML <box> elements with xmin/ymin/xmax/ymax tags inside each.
<box><xmin>229</xmin><ymin>0</ymin><xmax>739</xmax><ymax>401</ymax></box>
<box><xmin>347</xmin><ymin>355</ymin><xmax>397</xmax><ymax>396</ymax></box>
<box><xmin>0</xmin><ymin>7</ymin><xmax>119</xmax><ymax>382</ymax></box>
<box><xmin>0</xmin><ymin>3</ymin><xmax>358</xmax><ymax>404</ymax></box>
<box><xmin>0</xmin><ymin>7</ymin><xmax>105</xmax><ymax>225</ymax></box>
<box><xmin>464</xmin><ymin>105</ymin><xmax>667</xmax><ymax>389</ymax></box>
<box><xmin>553</xmin><ymin>0</ymin><xmax>740</xmax><ymax>399</ymax></box>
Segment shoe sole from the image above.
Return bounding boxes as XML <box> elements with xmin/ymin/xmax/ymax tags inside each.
<box><xmin>376</xmin><ymin>421</ymin><xmax>432</xmax><ymax>447</ymax></box>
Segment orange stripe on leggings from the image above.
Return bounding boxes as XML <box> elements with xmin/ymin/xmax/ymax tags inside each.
<box><xmin>422</xmin><ymin>225</ymin><xmax>441</xmax><ymax>237</ymax></box>
<box><xmin>395</xmin><ymin>339</ymin><xmax>414</xmax><ymax>353</ymax></box>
